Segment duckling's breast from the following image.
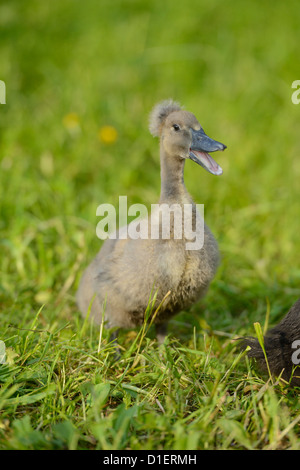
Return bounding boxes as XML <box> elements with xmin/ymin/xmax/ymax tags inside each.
<box><xmin>152</xmin><ymin>222</ymin><xmax>219</xmax><ymax>322</ymax></box>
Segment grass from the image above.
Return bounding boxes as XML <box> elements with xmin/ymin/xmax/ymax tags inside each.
<box><xmin>1</xmin><ymin>0</ymin><xmax>300</xmax><ymax>450</ymax></box>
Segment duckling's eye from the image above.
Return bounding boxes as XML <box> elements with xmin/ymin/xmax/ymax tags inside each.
<box><xmin>172</xmin><ymin>124</ymin><xmax>180</xmax><ymax>131</ymax></box>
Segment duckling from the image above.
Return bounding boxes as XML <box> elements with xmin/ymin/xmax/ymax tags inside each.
<box><xmin>76</xmin><ymin>100</ymin><xmax>226</xmax><ymax>341</ymax></box>
<box><xmin>242</xmin><ymin>298</ymin><xmax>300</xmax><ymax>386</ymax></box>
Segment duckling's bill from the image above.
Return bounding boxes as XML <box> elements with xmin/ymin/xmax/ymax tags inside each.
<box><xmin>189</xmin><ymin>150</ymin><xmax>223</xmax><ymax>176</ymax></box>
<box><xmin>189</xmin><ymin>127</ymin><xmax>226</xmax><ymax>176</ymax></box>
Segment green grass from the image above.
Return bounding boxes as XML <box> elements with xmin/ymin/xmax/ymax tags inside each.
<box><xmin>1</xmin><ymin>0</ymin><xmax>300</xmax><ymax>450</ymax></box>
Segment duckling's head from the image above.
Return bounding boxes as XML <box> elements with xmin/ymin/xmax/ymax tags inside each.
<box><xmin>149</xmin><ymin>99</ymin><xmax>226</xmax><ymax>176</ymax></box>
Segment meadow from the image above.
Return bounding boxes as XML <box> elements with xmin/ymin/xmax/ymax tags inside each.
<box><xmin>1</xmin><ymin>0</ymin><xmax>300</xmax><ymax>450</ymax></box>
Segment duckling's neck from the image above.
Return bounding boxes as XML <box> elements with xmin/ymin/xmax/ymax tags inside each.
<box><xmin>159</xmin><ymin>147</ymin><xmax>190</xmax><ymax>203</ymax></box>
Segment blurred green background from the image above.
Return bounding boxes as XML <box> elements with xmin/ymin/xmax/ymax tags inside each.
<box><xmin>2</xmin><ymin>0</ymin><xmax>300</xmax><ymax>452</ymax></box>
<box><xmin>1</xmin><ymin>0</ymin><xmax>300</xmax><ymax>332</ymax></box>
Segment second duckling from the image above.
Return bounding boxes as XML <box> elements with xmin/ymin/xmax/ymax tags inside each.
<box><xmin>242</xmin><ymin>297</ymin><xmax>300</xmax><ymax>386</ymax></box>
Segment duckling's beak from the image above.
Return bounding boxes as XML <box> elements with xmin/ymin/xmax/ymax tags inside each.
<box><xmin>189</xmin><ymin>128</ymin><xmax>226</xmax><ymax>176</ymax></box>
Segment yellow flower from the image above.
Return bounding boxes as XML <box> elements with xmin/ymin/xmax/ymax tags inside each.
<box><xmin>63</xmin><ymin>112</ymin><xmax>80</xmax><ymax>131</ymax></box>
<box><xmin>98</xmin><ymin>125</ymin><xmax>118</xmax><ymax>144</ymax></box>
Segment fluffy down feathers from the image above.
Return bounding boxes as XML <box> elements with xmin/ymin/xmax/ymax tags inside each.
<box><xmin>241</xmin><ymin>298</ymin><xmax>300</xmax><ymax>386</ymax></box>
<box><xmin>149</xmin><ymin>99</ymin><xmax>182</xmax><ymax>137</ymax></box>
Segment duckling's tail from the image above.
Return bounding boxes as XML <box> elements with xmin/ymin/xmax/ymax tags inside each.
<box><xmin>240</xmin><ymin>298</ymin><xmax>300</xmax><ymax>386</ymax></box>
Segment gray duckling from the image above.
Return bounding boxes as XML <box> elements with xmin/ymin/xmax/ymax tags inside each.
<box><xmin>242</xmin><ymin>297</ymin><xmax>300</xmax><ymax>386</ymax></box>
<box><xmin>77</xmin><ymin>100</ymin><xmax>226</xmax><ymax>341</ymax></box>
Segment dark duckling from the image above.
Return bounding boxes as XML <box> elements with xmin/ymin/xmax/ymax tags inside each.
<box><xmin>242</xmin><ymin>298</ymin><xmax>300</xmax><ymax>386</ymax></box>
